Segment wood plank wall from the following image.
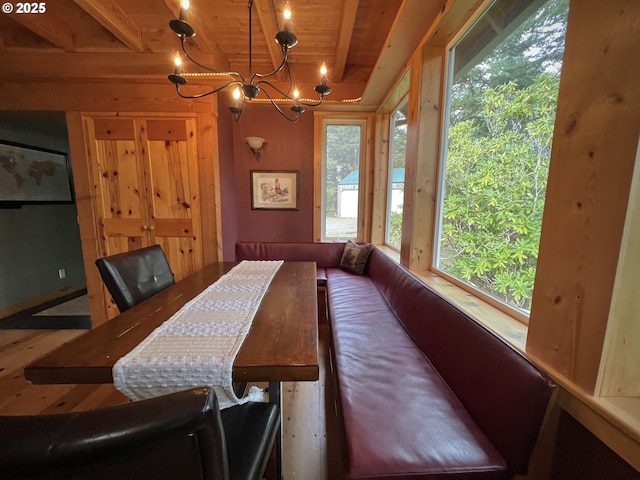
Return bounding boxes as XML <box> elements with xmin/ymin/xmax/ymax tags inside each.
<box><xmin>597</xmin><ymin>141</ymin><xmax>640</xmax><ymax>397</ymax></box>
<box><xmin>402</xmin><ymin>47</ymin><xmax>443</xmax><ymax>271</ymax></box>
<box><xmin>526</xmin><ymin>0</ymin><xmax>640</xmax><ymax>393</ymax></box>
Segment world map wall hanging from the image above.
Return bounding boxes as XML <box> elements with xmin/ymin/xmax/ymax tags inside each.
<box><xmin>0</xmin><ymin>141</ymin><xmax>73</xmax><ymax>203</ymax></box>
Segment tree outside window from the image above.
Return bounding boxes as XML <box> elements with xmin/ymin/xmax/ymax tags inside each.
<box><xmin>386</xmin><ymin>99</ymin><xmax>408</xmax><ymax>249</ymax></box>
<box><xmin>324</xmin><ymin>124</ymin><xmax>362</xmax><ymax>240</ymax></box>
<box><xmin>435</xmin><ymin>0</ymin><xmax>569</xmax><ymax>313</ymax></box>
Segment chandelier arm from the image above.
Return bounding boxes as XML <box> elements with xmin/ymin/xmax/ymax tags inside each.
<box><xmin>249</xmin><ymin>46</ymin><xmax>290</xmax><ymax>83</ymax></box>
<box><xmin>259</xmin><ymin>88</ymin><xmax>300</xmax><ymax>123</ymax></box>
<box><xmin>180</xmin><ymin>37</ymin><xmax>246</xmax><ymax>83</ymax></box>
<box><xmin>254</xmin><ymin>80</ymin><xmax>296</xmax><ymax>101</ymax></box>
<box><xmin>283</xmin><ymin>58</ymin><xmax>294</xmax><ymax>95</ymax></box>
<box><xmin>175</xmin><ymin>80</ymin><xmax>244</xmax><ymax>99</ymax></box>
<box><xmin>248</xmin><ymin>0</ymin><xmax>253</xmax><ymax>76</ymax></box>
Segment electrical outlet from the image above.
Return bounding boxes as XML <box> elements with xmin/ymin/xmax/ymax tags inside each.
<box><xmin>58</xmin><ymin>268</ymin><xmax>66</xmax><ymax>279</ymax></box>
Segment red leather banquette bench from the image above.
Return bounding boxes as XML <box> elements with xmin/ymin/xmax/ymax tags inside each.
<box><xmin>236</xmin><ymin>241</ymin><xmax>555</xmax><ymax>480</ymax></box>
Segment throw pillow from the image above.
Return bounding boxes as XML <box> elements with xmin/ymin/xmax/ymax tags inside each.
<box><xmin>339</xmin><ymin>241</ymin><xmax>372</xmax><ymax>275</ymax></box>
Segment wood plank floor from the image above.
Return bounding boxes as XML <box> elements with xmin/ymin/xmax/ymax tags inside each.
<box><xmin>0</xmin><ymin>324</ymin><xmax>346</xmax><ymax>480</ymax></box>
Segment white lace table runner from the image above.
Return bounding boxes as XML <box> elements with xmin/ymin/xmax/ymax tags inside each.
<box><xmin>113</xmin><ymin>260</ymin><xmax>283</xmax><ymax>409</ymax></box>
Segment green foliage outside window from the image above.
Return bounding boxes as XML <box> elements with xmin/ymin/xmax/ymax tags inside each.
<box><xmin>437</xmin><ymin>0</ymin><xmax>568</xmax><ymax>312</ymax></box>
<box><xmin>388</xmin><ymin>211</ymin><xmax>403</xmax><ymax>247</ymax></box>
<box><xmin>441</xmin><ymin>74</ymin><xmax>559</xmax><ymax>309</ymax></box>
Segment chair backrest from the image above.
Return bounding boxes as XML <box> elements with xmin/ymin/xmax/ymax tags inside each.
<box><xmin>0</xmin><ymin>388</ymin><xmax>228</xmax><ymax>480</ymax></box>
<box><xmin>0</xmin><ymin>387</ymin><xmax>280</xmax><ymax>480</ymax></box>
<box><xmin>95</xmin><ymin>245</ymin><xmax>175</xmax><ymax>312</ymax></box>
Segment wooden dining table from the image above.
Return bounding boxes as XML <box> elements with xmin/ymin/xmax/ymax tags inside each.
<box><xmin>24</xmin><ymin>260</ymin><xmax>318</xmax><ymax>480</ymax></box>
<box><xmin>24</xmin><ymin>261</ymin><xmax>319</xmax><ymax>386</ymax></box>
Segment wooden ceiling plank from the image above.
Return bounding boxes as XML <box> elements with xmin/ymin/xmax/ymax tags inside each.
<box><xmin>8</xmin><ymin>14</ymin><xmax>75</xmax><ymax>51</ymax></box>
<box><xmin>333</xmin><ymin>0</ymin><xmax>359</xmax><ymax>82</ymax></box>
<box><xmin>162</xmin><ymin>0</ymin><xmax>231</xmax><ymax>71</ymax></box>
<box><xmin>72</xmin><ymin>0</ymin><xmax>145</xmax><ymax>52</ymax></box>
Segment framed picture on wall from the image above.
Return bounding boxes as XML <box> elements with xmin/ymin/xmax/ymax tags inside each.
<box><xmin>251</xmin><ymin>170</ymin><xmax>299</xmax><ymax>210</ymax></box>
<box><xmin>0</xmin><ymin>141</ymin><xmax>73</xmax><ymax>204</ymax></box>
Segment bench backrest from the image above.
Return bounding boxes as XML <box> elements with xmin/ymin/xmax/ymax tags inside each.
<box><xmin>236</xmin><ymin>241</ymin><xmax>345</xmax><ymax>267</ymax></box>
<box><xmin>366</xmin><ymin>247</ymin><xmax>554</xmax><ymax>475</ymax></box>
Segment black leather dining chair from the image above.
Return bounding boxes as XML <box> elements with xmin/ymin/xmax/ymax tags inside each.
<box><xmin>0</xmin><ymin>387</ymin><xmax>280</xmax><ymax>480</ymax></box>
<box><xmin>95</xmin><ymin>245</ymin><xmax>175</xmax><ymax>312</ymax></box>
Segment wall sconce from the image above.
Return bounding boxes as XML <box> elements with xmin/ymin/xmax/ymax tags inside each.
<box><xmin>246</xmin><ymin>137</ymin><xmax>266</xmax><ymax>160</ymax></box>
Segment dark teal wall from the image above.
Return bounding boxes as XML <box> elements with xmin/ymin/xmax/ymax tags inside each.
<box><xmin>0</xmin><ymin>112</ymin><xmax>85</xmax><ymax>310</ymax></box>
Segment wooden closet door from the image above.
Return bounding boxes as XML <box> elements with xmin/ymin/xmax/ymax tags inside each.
<box><xmin>142</xmin><ymin>118</ymin><xmax>203</xmax><ymax>282</ymax></box>
<box><xmin>87</xmin><ymin>115</ymin><xmax>204</xmax><ymax>302</ymax></box>
<box><xmin>89</xmin><ymin>117</ymin><xmax>149</xmax><ymax>255</ymax></box>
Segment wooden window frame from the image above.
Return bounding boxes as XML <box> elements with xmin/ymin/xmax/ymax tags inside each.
<box><xmin>313</xmin><ymin>112</ymin><xmax>374</xmax><ymax>243</ymax></box>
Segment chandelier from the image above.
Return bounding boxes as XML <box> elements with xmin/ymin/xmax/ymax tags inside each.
<box><xmin>168</xmin><ymin>0</ymin><xmax>331</xmax><ymax>122</ymax></box>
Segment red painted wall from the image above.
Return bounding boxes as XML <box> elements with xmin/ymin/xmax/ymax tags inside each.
<box><xmin>217</xmin><ymin>99</ymin><xmax>238</xmax><ymax>260</ymax></box>
<box><xmin>218</xmin><ymin>100</ymin><xmax>315</xmax><ymax>259</ymax></box>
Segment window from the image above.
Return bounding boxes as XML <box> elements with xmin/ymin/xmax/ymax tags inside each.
<box><xmin>385</xmin><ymin>99</ymin><xmax>408</xmax><ymax>249</ymax></box>
<box><xmin>434</xmin><ymin>0</ymin><xmax>569</xmax><ymax>314</ymax></box>
<box><xmin>321</xmin><ymin>120</ymin><xmax>365</xmax><ymax>240</ymax></box>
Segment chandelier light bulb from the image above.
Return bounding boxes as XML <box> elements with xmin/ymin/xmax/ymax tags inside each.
<box><xmin>232</xmin><ymin>87</ymin><xmax>242</xmax><ymax>100</ymax></box>
<box><xmin>172</xmin><ymin>55</ymin><xmax>182</xmax><ymax>75</ymax></box>
<box><xmin>168</xmin><ymin>53</ymin><xmax>187</xmax><ymax>84</ymax></box>
<box><xmin>179</xmin><ymin>0</ymin><xmax>190</xmax><ymax>20</ymax></box>
<box><xmin>293</xmin><ymin>88</ymin><xmax>299</xmax><ymax>99</ymax></box>
<box><xmin>283</xmin><ymin>2</ymin><xmax>292</xmax><ymax>20</ymax></box>
<box><xmin>320</xmin><ymin>63</ymin><xmax>327</xmax><ymax>77</ymax></box>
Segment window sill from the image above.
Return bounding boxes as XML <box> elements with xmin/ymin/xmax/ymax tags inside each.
<box><xmin>375</xmin><ymin>244</ymin><xmax>401</xmax><ymax>263</ymax></box>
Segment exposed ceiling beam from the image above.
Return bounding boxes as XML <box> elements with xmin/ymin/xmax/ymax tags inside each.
<box><xmin>361</xmin><ymin>0</ymin><xmax>445</xmax><ymax>106</ymax></box>
<box><xmin>163</xmin><ymin>0</ymin><xmax>231</xmax><ymax>70</ymax></box>
<box><xmin>0</xmin><ymin>51</ymin><xmax>198</xmax><ymax>82</ymax></box>
<box><xmin>8</xmin><ymin>13</ymin><xmax>75</xmax><ymax>51</ymax></box>
<box><xmin>0</xmin><ymin>48</ymin><xmax>370</xmax><ymax>105</ymax></box>
<box><xmin>73</xmin><ymin>0</ymin><xmax>144</xmax><ymax>52</ymax></box>
<box><xmin>425</xmin><ymin>0</ymin><xmax>484</xmax><ymax>47</ymax></box>
<box><xmin>333</xmin><ymin>0</ymin><xmax>359</xmax><ymax>82</ymax></box>
<box><xmin>254</xmin><ymin>0</ymin><xmax>285</xmax><ymax>76</ymax></box>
